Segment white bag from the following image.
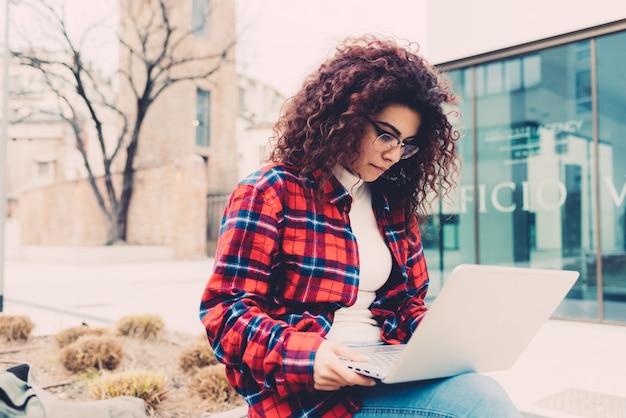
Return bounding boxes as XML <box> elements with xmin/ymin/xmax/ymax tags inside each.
<box><xmin>0</xmin><ymin>364</ymin><xmax>149</xmax><ymax>418</ymax></box>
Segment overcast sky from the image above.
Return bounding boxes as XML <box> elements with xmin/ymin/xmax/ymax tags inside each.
<box><xmin>236</xmin><ymin>0</ymin><xmax>429</xmax><ymax>96</ymax></box>
<box><xmin>6</xmin><ymin>0</ymin><xmax>429</xmax><ymax>96</ymax></box>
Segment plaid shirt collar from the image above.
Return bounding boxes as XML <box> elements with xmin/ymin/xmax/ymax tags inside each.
<box><xmin>306</xmin><ymin>165</ymin><xmax>391</xmax><ymax>217</ymax></box>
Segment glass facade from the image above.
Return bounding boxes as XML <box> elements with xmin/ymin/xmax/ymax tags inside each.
<box><xmin>425</xmin><ymin>23</ymin><xmax>626</xmax><ymax>324</ymax></box>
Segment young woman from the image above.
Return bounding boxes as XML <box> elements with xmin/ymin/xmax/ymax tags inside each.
<box><xmin>200</xmin><ymin>35</ymin><xmax>522</xmax><ymax>418</ymax></box>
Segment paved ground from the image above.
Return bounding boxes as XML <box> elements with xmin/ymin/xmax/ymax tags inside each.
<box><xmin>2</xmin><ymin>258</ymin><xmax>626</xmax><ymax>417</ymax></box>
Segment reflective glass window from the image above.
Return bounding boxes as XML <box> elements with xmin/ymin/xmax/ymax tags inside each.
<box><xmin>596</xmin><ymin>31</ymin><xmax>626</xmax><ymax>322</ymax></box>
<box><xmin>436</xmin><ymin>28</ymin><xmax>626</xmax><ymax>324</ymax></box>
<box><xmin>470</xmin><ymin>42</ymin><xmax>595</xmax><ymax>319</ymax></box>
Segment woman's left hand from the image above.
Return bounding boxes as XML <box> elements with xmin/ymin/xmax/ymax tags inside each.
<box><xmin>313</xmin><ymin>340</ymin><xmax>377</xmax><ymax>391</ymax></box>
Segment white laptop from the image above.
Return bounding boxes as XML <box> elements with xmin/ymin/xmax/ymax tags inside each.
<box><xmin>342</xmin><ymin>264</ymin><xmax>578</xmax><ymax>384</ymax></box>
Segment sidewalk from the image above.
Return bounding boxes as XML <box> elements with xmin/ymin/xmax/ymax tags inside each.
<box><xmin>2</xmin><ymin>258</ymin><xmax>626</xmax><ymax>417</ymax></box>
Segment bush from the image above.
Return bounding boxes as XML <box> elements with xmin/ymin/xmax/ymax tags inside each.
<box><xmin>0</xmin><ymin>314</ymin><xmax>35</xmax><ymax>342</ymax></box>
<box><xmin>188</xmin><ymin>364</ymin><xmax>240</xmax><ymax>404</ymax></box>
<box><xmin>178</xmin><ymin>341</ymin><xmax>218</xmax><ymax>374</ymax></box>
<box><xmin>90</xmin><ymin>369</ymin><xmax>168</xmax><ymax>411</ymax></box>
<box><xmin>55</xmin><ymin>325</ymin><xmax>110</xmax><ymax>348</ymax></box>
<box><xmin>60</xmin><ymin>335</ymin><xmax>124</xmax><ymax>372</ymax></box>
<box><xmin>117</xmin><ymin>314</ymin><xmax>164</xmax><ymax>339</ymax></box>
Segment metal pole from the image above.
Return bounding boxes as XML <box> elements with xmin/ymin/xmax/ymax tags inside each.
<box><xmin>0</xmin><ymin>0</ymin><xmax>10</xmax><ymax>312</ymax></box>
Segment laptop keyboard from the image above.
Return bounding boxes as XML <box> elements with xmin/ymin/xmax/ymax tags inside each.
<box><xmin>342</xmin><ymin>347</ymin><xmax>405</xmax><ymax>379</ymax></box>
<box><xmin>366</xmin><ymin>350</ymin><xmax>403</xmax><ymax>370</ymax></box>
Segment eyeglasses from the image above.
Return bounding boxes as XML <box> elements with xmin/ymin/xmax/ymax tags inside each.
<box><xmin>364</xmin><ymin>116</ymin><xmax>420</xmax><ymax>159</ymax></box>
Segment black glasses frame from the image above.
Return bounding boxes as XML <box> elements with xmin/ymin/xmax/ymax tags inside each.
<box><xmin>364</xmin><ymin>116</ymin><xmax>420</xmax><ymax>159</ymax></box>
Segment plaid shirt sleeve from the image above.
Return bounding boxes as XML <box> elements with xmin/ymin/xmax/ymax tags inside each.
<box><xmin>372</xmin><ymin>203</ymin><xmax>430</xmax><ymax>344</ymax></box>
<box><xmin>199</xmin><ymin>174</ymin><xmax>324</xmax><ymax>398</ymax></box>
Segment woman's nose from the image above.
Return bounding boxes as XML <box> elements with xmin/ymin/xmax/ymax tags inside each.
<box><xmin>383</xmin><ymin>146</ymin><xmax>403</xmax><ymax>163</ymax></box>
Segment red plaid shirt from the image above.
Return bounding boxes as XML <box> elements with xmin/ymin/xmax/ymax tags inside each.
<box><xmin>200</xmin><ymin>163</ymin><xmax>429</xmax><ymax>417</ymax></box>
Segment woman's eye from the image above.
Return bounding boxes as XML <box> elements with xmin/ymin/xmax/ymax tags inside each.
<box><xmin>379</xmin><ymin>133</ymin><xmax>398</xmax><ymax>143</ymax></box>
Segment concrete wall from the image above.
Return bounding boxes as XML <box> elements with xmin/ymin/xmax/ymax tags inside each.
<box><xmin>126</xmin><ymin>156</ymin><xmax>209</xmax><ymax>259</ymax></box>
<box><xmin>427</xmin><ymin>0</ymin><xmax>626</xmax><ymax>63</ymax></box>
<box><xmin>16</xmin><ymin>156</ymin><xmax>208</xmax><ymax>259</ymax></box>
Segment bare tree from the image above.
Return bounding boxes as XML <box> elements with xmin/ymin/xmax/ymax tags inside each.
<box><xmin>12</xmin><ymin>0</ymin><xmax>234</xmax><ymax>243</ymax></box>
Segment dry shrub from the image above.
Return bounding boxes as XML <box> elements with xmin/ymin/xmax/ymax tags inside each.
<box><xmin>178</xmin><ymin>340</ymin><xmax>218</xmax><ymax>374</ymax></box>
<box><xmin>90</xmin><ymin>369</ymin><xmax>169</xmax><ymax>411</ymax></box>
<box><xmin>188</xmin><ymin>364</ymin><xmax>240</xmax><ymax>404</ymax></box>
<box><xmin>55</xmin><ymin>325</ymin><xmax>110</xmax><ymax>348</ymax></box>
<box><xmin>117</xmin><ymin>314</ymin><xmax>164</xmax><ymax>339</ymax></box>
<box><xmin>0</xmin><ymin>314</ymin><xmax>35</xmax><ymax>342</ymax></box>
<box><xmin>60</xmin><ymin>335</ymin><xmax>124</xmax><ymax>372</ymax></box>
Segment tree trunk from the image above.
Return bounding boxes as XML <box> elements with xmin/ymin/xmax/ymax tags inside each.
<box><xmin>115</xmin><ymin>103</ymin><xmax>145</xmax><ymax>242</ymax></box>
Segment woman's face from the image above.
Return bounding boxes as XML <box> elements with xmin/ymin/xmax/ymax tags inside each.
<box><xmin>348</xmin><ymin>104</ymin><xmax>422</xmax><ymax>182</ymax></box>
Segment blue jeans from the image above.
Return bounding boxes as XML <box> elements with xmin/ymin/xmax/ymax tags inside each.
<box><xmin>350</xmin><ymin>373</ymin><xmax>523</xmax><ymax>417</ymax></box>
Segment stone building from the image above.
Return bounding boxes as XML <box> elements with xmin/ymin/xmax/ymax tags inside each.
<box><xmin>236</xmin><ymin>74</ymin><xmax>285</xmax><ymax>180</ymax></box>
<box><xmin>9</xmin><ymin>0</ymin><xmax>239</xmax><ymax>260</ymax></box>
<box><xmin>6</xmin><ymin>58</ymin><xmax>79</xmax><ymax>203</ymax></box>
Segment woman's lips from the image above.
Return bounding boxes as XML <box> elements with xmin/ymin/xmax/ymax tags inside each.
<box><xmin>372</xmin><ymin>164</ymin><xmax>386</xmax><ymax>174</ymax></box>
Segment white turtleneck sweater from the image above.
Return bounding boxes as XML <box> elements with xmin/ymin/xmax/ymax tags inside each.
<box><xmin>325</xmin><ymin>167</ymin><xmax>393</xmax><ymax>345</ymax></box>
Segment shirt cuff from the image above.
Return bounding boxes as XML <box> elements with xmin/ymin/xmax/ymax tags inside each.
<box><xmin>275</xmin><ymin>331</ymin><xmax>324</xmax><ymax>395</ymax></box>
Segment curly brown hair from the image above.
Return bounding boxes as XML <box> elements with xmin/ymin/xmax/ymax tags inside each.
<box><xmin>269</xmin><ymin>35</ymin><xmax>461</xmax><ymax>217</ymax></box>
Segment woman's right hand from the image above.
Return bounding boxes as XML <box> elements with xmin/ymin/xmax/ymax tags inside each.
<box><xmin>313</xmin><ymin>340</ymin><xmax>377</xmax><ymax>391</ymax></box>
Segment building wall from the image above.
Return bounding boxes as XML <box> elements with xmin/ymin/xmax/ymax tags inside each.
<box><xmin>427</xmin><ymin>0</ymin><xmax>626</xmax><ymax>63</ymax></box>
<box><xmin>423</xmin><ymin>2</ymin><xmax>626</xmax><ymax>323</ymax></box>
<box><xmin>11</xmin><ymin>0</ymin><xmax>238</xmax><ymax>259</ymax></box>
<box><xmin>18</xmin><ymin>178</ymin><xmax>109</xmax><ymax>246</ymax></box>
<box><xmin>126</xmin><ymin>156</ymin><xmax>209</xmax><ymax>259</ymax></box>
<box><xmin>237</xmin><ymin>74</ymin><xmax>285</xmax><ymax>180</ymax></box>
<box><xmin>6</xmin><ymin>59</ymin><xmax>84</xmax><ymax>196</ymax></box>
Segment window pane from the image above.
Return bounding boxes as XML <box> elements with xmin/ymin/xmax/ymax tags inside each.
<box><xmin>576</xmin><ymin>69</ymin><xmax>592</xmax><ymax>114</ymax></box>
<box><xmin>522</xmin><ymin>55</ymin><xmax>541</xmax><ymax>88</ymax></box>
<box><xmin>576</xmin><ymin>69</ymin><xmax>591</xmax><ymax>99</ymax></box>
<box><xmin>486</xmin><ymin>62</ymin><xmax>503</xmax><ymax>95</ymax></box>
<box><xmin>196</xmin><ymin>89</ymin><xmax>211</xmax><ymax>147</ymax></box>
<box><xmin>192</xmin><ymin>0</ymin><xmax>209</xmax><ymax>37</ymax></box>
<box><xmin>597</xmin><ymin>31</ymin><xmax>626</xmax><ymax>322</ymax></box>
<box><xmin>504</xmin><ymin>59</ymin><xmax>521</xmax><ymax>92</ymax></box>
<box><xmin>475</xmin><ymin>66</ymin><xmax>485</xmax><ymax>97</ymax></box>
